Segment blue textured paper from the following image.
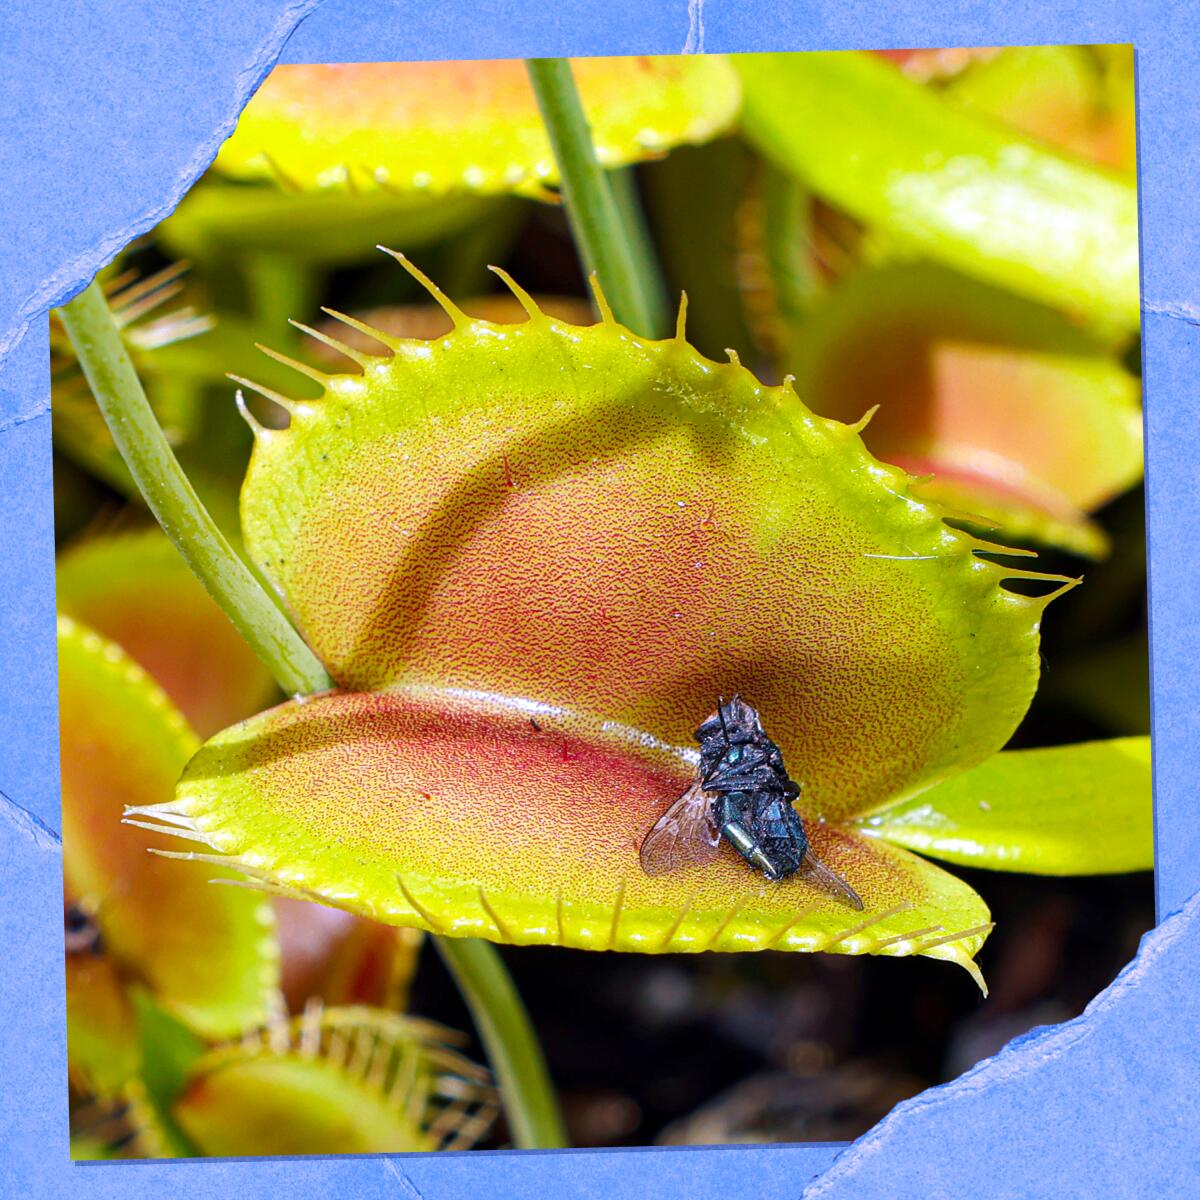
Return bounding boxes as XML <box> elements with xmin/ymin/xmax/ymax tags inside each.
<box><xmin>2</xmin><ymin>2</ymin><xmax>1198</xmax><ymax>1196</ymax></box>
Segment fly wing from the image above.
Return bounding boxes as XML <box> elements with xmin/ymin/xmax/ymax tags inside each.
<box><xmin>639</xmin><ymin>779</ymin><xmax>721</xmax><ymax>876</ymax></box>
<box><xmin>800</xmin><ymin>848</ymin><xmax>864</xmax><ymax>910</ymax></box>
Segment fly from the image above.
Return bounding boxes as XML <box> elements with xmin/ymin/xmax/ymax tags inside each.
<box><xmin>639</xmin><ymin>695</ymin><xmax>863</xmax><ymax>910</ymax></box>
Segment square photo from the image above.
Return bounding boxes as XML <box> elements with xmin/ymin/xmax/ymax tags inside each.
<box><xmin>52</xmin><ymin>46</ymin><xmax>1151</xmax><ymax>1158</ymax></box>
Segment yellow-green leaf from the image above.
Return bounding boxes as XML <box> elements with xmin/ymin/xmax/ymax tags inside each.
<box><xmin>172</xmin><ymin>1006</ymin><xmax>496</xmax><ymax>1156</ymax></box>
<box><xmin>140</xmin><ymin>687</ymin><xmax>993</xmax><ymax>985</ymax></box>
<box><xmin>860</xmin><ymin>736</ymin><xmax>1152</xmax><ymax>873</ymax></box>
<box><xmin>65</xmin><ymin>953</ymin><xmax>139</xmax><ymax>1098</ymax></box>
<box><xmin>945</xmin><ymin>45</ymin><xmax>1136</xmax><ymax>174</ymax></box>
<box><xmin>58</xmin><ymin>615</ymin><xmax>280</xmax><ymax>1038</ymax></box>
<box><xmin>158</xmin><ymin>180</ymin><xmax>502</xmax><ymax>266</ymax></box>
<box><xmin>214</xmin><ymin>58</ymin><xmax>741</xmax><ymax>197</ymax></box>
<box><xmin>733</xmin><ymin>50</ymin><xmax>1139</xmax><ymax>329</ymax></box>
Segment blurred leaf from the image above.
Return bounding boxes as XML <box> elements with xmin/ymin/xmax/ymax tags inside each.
<box><xmin>58</xmin><ymin>616</ymin><xmax>280</xmax><ymax>1038</ymax></box>
<box><xmin>946</xmin><ymin>45</ymin><xmax>1136</xmax><ymax>173</ymax></box>
<box><xmin>139</xmin><ymin>686</ymin><xmax>993</xmax><ymax>986</ymax></box>
<box><xmin>641</xmin><ymin>137</ymin><xmax>760</xmax><ymax>364</ymax></box>
<box><xmin>860</xmin><ymin>737</ymin><xmax>1152</xmax><ymax>874</ymax></box>
<box><xmin>273</xmin><ymin>898</ymin><xmax>425</xmax><ymax>1012</ymax></box>
<box><xmin>159</xmin><ymin>181</ymin><xmax>503</xmax><ymax>266</ymax></box>
<box><xmin>733</xmin><ymin>51</ymin><xmax>1139</xmax><ymax>329</ymax></box>
<box><xmin>171</xmin><ymin>1007</ymin><xmax>496</xmax><ymax>1156</ymax></box>
<box><xmin>1046</xmin><ymin>635</ymin><xmax>1151</xmax><ymax>735</ymax></box>
<box><xmin>58</xmin><ymin>528</ymin><xmax>279</xmax><ymax>738</ymax></box>
<box><xmin>69</xmin><ymin>1135</ymin><xmax>123</xmax><ymax>1161</ymax></box>
<box><xmin>214</xmin><ymin>58</ymin><xmax>742</xmax><ymax>198</ymax></box>
<box><xmin>65</xmin><ymin>953</ymin><xmax>139</xmax><ymax>1098</ymax></box>
<box><xmin>130</xmin><ymin>988</ymin><xmax>206</xmax><ymax>1157</ymax></box>
<box><xmin>787</xmin><ymin>261</ymin><xmax>1143</xmax><ymax>558</ymax></box>
<box><xmin>872</xmin><ymin>47</ymin><xmax>1000</xmax><ymax>83</ymax></box>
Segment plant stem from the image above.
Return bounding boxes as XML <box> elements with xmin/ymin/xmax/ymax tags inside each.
<box><xmin>526</xmin><ymin>58</ymin><xmax>668</xmax><ymax>338</ymax></box>
<box><xmin>58</xmin><ymin>281</ymin><xmax>330</xmax><ymax>698</ymax></box>
<box><xmin>58</xmin><ymin>276</ymin><xmax>568</xmax><ymax>1151</ymax></box>
<box><xmin>435</xmin><ymin>937</ymin><xmax>568</xmax><ymax>1149</ymax></box>
<box><xmin>608</xmin><ymin>167</ymin><xmax>671</xmax><ymax>339</ymax></box>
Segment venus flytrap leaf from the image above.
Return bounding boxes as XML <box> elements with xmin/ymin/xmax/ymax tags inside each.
<box><xmin>66</xmin><ymin>953</ymin><xmax>139</xmax><ymax>1099</ymax></box>
<box><xmin>237</xmin><ymin>262</ymin><xmax>1069</xmax><ymax>823</ymax></box>
<box><xmin>786</xmin><ymin>262</ymin><xmax>1143</xmax><ymax>558</ymax></box>
<box><xmin>171</xmin><ymin>1005</ymin><xmax>497</xmax><ymax>1156</ymax></box>
<box><xmin>159</xmin><ymin>183</ymin><xmax>503</xmax><ymax>268</ymax></box>
<box><xmin>945</xmin><ymin>45</ymin><xmax>1136</xmax><ymax>174</ymax></box>
<box><xmin>859</xmin><ymin>737</ymin><xmax>1153</xmax><ymax>874</ymax></box>
<box><xmin>129</xmin><ymin>268</ymin><xmax>1093</xmax><ymax>991</ymax></box>
<box><xmin>214</xmin><ymin>58</ymin><xmax>741</xmax><ymax>199</ymax></box>
<box><xmin>60</xmin><ymin>276</ymin><xmax>566</xmax><ymax>1152</ymax></box>
<box><xmin>58</xmin><ymin>616</ymin><xmax>280</xmax><ymax>1041</ymax></box>
<box><xmin>143</xmin><ymin>686</ymin><xmax>993</xmax><ymax>990</ymax></box>
<box><xmin>733</xmin><ymin>50</ymin><xmax>1139</xmax><ymax>330</ymax></box>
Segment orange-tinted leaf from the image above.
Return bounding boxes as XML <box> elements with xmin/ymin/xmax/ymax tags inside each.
<box><xmin>239</xmin><ymin>271</ymin><xmax>1065</xmax><ymax>825</ymax></box>
<box><xmin>214</xmin><ymin>58</ymin><xmax>741</xmax><ymax>197</ymax></box>
<box><xmin>58</xmin><ymin>528</ymin><xmax>279</xmax><ymax>737</ymax></box>
<box><xmin>787</xmin><ymin>262</ymin><xmax>1143</xmax><ymax>557</ymax></box>
<box><xmin>873</xmin><ymin>47</ymin><xmax>1001</xmax><ymax>82</ymax></box>
<box><xmin>273</xmin><ymin>898</ymin><xmax>424</xmax><ymax>1012</ymax></box>
<box><xmin>141</xmin><ymin>687</ymin><xmax>992</xmax><ymax>984</ymax></box>
<box><xmin>58</xmin><ymin>616</ymin><xmax>279</xmax><ymax>1038</ymax></box>
<box><xmin>946</xmin><ymin>45</ymin><xmax>1136</xmax><ymax>174</ymax></box>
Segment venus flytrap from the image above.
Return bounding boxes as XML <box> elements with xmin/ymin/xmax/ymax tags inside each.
<box><xmin>121</xmin><ymin>257</ymin><xmax>1152</xmax><ymax>999</ymax></box>
<box><xmin>55</xmin><ymin>48</ymin><xmax>1153</xmax><ymax>1158</ymax></box>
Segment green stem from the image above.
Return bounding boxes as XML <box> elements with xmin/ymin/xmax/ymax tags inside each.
<box><xmin>526</xmin><ymin>58</ymin><xmax>667</xmax><ymax>338</ymax></box>
<box><xmin>608</xmin><ymin>167</ymin><xmax>671</xmax><ymax>339</ymax></box>
<box><xmin>58</xmin><ymin>276</ymin><xmax>567</xmax><ymax>1151</ymax></box>
<box><xmin>435</xmin><ymin>938</ymin><xmax>568</xmax><ymax>1149</ymax></box>
<box><xmin>58</xmin><ymin>281</ymin><xmax>330</xmax><ymax>698</ymax></box>
<box><xmin>243</xmin><ymin>251</ymin><xmax>319</xmax><ymax>346</ymax></box>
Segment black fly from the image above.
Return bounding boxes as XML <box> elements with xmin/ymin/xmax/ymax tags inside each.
<box><xmin>639</xmin><ymin>695</ymin><xmax>863</xmax><ymax>910</ymax></box>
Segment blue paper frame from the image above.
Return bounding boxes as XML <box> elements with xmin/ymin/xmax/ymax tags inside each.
<box><xmin>2</xmin><ymin>3</ymin><xmax>1197</xmax><ymax>1196</ymax></box>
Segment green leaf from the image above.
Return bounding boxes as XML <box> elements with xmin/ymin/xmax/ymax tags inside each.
<box><xmin>130</xmin><ymin>988</ymin><xmax>206</xmax><ymax>1157</ymax></box>
<box><xmin>945</xmin><ymin>45</ymin><xmax>1136</xmax><ymax>174</ymax></box>
<box><xmin>159</xmin><ymin>181</ymin><xmax>502</xmax><ymax>267</ymax></box>
<box><xmin>859</xmin><ymin>737</ymin><xmax>1152</xmax><ymax>874</ymax></box>
<box><xmin>1047</xmin><ymin>636</ymin><xmax>1151</xmax><ymax>736</ymax></box>
<box><xmin>732</xmin><ymin>51</ymin><xmax>1139</xmax><ymax>330</ymax></box>
<box><xmin>65</xmin><ymin>953</ymin><xmax>139</xmax><ymax>1098</ymax></box>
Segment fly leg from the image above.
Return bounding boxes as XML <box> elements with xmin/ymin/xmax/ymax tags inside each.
<box><xmin>715</xmin><ymin>791</ymin><xmax>783</xmax><ymax>881</ymax></box>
